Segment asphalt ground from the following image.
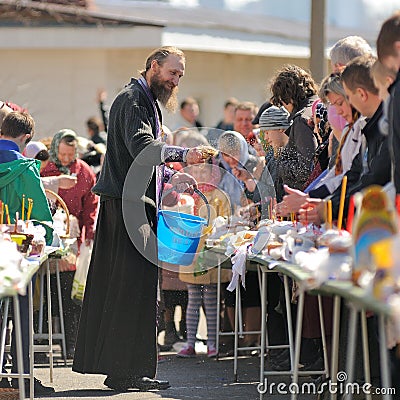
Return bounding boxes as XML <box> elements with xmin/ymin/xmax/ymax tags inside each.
<box><xmin>29</xmin><ymin>342</ymin><xmax>327</xmax><ymax>400</ymax></box>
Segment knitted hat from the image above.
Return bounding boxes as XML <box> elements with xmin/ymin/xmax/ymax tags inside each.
<box><xmin>252</xmin><ymin>101</ymin><xmax>272</xmax><ymax>125</ymax></box>
<box><xmin>259</xmin><ymin>106</ymin><xmax>291</xmax><ymax>131</ymax></box>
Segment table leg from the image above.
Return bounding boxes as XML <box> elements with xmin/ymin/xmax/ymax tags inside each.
<box><xmin>46</xmin><ymin>260</ymin><xmax>53</xmax><ymax>382</ymax></box>
<box><xmin>216</xmin><ymin>257</ymin><xmax>221</xmax><ymax>361</ymax></box>
<box><xmin>28</xmin><ymin>281</ymin><xmax>34</xmax><ymax>400</ymax></box>
<box><xmin>55</xmin><ymin>260</ymin><xmax>67</xmax><ymax>365</ymax></box>
<box><xmin>12</xmin><ymin>295</ymin><xmax>25</xmax><ymax>400</ymax></box>
<box><xmin>360</xmin><ymin>310</ymin><xmax>371</xmax><ymax>400</ymax></box>
<box><xmin>0</xmin><ymin>298</ymin><xmax>10</xmax><ymax>368</ymax></box>
<box><xmin>379</xmin><ymin>315</ymin><xmax>392</xmax><ymax>400</ymax></box>
<box><xmin>234</xmin><ymin>286</ymin><xmax>240</xmax><ymax>382</ymax></box>
<box><xmin>330</xmin><ymin>295</ymin><xmax>341</xmax><ymax>400</ymax></box>
<box><xmin>259</xmin><ymin>268</ymin><xmax>266</xmax><ymax>400</ymax></box>
<box><xmin>283</xmin><ymin>275</ymin><xmax>294</xmax><ymax>371</ymax></box>
<box><xmin>345</xmin><ymin>304</ymin><xmax>358</xmax><ymax>400</ymax></box>
<box><xmin>291</xmin><ymin>289</ymin><xmax>304</xmax><ymax>400</ymax></box>
<box><xmin>317</xmin><ymin>295</ymin><xmax>329</xmax><ymax>378</ymax></box>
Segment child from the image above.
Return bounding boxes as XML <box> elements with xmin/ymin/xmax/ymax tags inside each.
<box><xmin>177</xmin><ymin>159</ymin><xmax>231</xmax><ymax>358</ymax></box>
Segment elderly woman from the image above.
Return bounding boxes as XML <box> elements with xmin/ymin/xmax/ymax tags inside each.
<box><xmin>218</xmin><ymin>130</ymin><xmax>275</xmax><ymax>220</ymax></box>
<box><xmin>41</xmin><ymin>129</ymin><xmax>98</xmax><ymax>359</ymax></box>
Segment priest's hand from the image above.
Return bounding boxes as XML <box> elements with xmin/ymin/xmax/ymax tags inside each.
<box><xmin>186</xmin><ymin>146</ymin><xmax>218</xmax><ymax>165</ymax></box>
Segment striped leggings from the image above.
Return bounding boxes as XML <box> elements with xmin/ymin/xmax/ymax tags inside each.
<box><xmin>186</xmin><ymin>283</ymin><xmax>217</xmax><ymax>348</ymax></box>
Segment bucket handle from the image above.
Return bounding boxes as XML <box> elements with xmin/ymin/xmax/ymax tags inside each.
<box><xmin>193</xmin><ymin>188</ymin><xmax>211</xmax><ymax>226</ymax></box>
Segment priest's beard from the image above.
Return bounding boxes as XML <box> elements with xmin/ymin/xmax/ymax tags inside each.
<box><xmin>150</xmin><ymin>74</ymin><xmax>179</xmax><ymax>113</ymax></box>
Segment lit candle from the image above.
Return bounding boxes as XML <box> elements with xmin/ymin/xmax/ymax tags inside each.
<box><xmin>21</xmin><ymin>194</ymin><xmax>25</xmax><ymax>221</ymax></box>
<box><xmin>327</xmin><ymin>200</ymin><xmax>332</xmax><ymax>230</ymax></box>
<box><xmin>337</xmin><ymin>175</ymin><xmax>348</xmax><ymax>230</ymax></box>
<box><xmin>27</xmin><ymin>198</ymin><xmax>33</xmax><ymax>221</ymax></box>
<box><xmin>5</xmin><ymin>204</ymin><xmax>10</xmax><ymax>224</ymax></box>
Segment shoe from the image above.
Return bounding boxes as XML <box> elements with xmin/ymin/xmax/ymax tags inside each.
<box><xmin>270</xmin><ymin>357</ymin><xmax>291</xmax><ymax>371</ymax></box>
<box><xmin>269</xmin><ymin>348</ymin><xmax>290</xmax><ymax>365</ymax></box>
<box><xmin>300</xmin><ymin>356</ymin><xmax>325</xmax><ymax>379</ymax></box>
<box><xmin>133</xmin><ymin>377</ymin><xmax>170</xmax><ymax>391</ymax></box>
<box><xmin>207</xmin><ymin>346</ymin><xmax>218</xmax><ymax>358</ymax></box>
<box><xmin>164</xmin><ymin>322</ymin><xmax>180</xmax><ymax>346</ymax></box>
<box><xmin>66</xmin><ymin>347</ymin><xmax>75</xmax><ymax>359</ymax></box>
<box><xmin>158</xmin><ymin>343</ymin><xmax>172</xmax><ymax>352</ymax></box>
<box><xmin>11</xmin><ymin>377</ymin><xmax>55</xmax><ymax>395</ymax></box>
<box><xmin>176</xmin><ymin>345</ymin><xmax>196</xmax><ymax>358</ymax></box>
<box><xmin>103</xmin><ymin>376</ymin><xmax>131</xmax><ymax>392</ymax></box>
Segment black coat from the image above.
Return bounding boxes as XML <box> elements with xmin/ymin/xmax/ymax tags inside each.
<box><xmin>331</xmin><ymin>103</ymin><xmax>390</xmax><ymax>220</ymax></box>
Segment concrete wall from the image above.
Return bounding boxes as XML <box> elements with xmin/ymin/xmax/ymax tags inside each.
<box><xmin>163</xmin><ymin>51</ymin><xmax>310</xmax><ymax>130</ymax></box>
<box><xmin>0</xmin><ymin>46</ymin><xmax>312</xmax><ymax>139</ymax></box>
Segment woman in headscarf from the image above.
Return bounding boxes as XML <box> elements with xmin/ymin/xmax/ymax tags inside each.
<box><xmin>41</xmin><ymin>128</ymin><xmax>98</xmax><ymax>359</ymax></box>
<box><xmin>217</xmin><ymin>130</ymin><xmax>275</xmax><ymax>221</ymax></box>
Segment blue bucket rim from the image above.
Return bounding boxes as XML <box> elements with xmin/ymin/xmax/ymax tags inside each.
<box><xmin>158</xmin><ymin>209</ymin><xmax>207</xmax><ymax>225</ymax></box>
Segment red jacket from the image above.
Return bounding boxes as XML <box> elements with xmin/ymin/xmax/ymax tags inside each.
<box><xmin>41</xmin><ymin>158</ymin><xmax>98</xmax><ymax>242</ymax></box>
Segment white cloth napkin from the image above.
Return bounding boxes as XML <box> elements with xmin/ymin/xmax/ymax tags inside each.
<box><xmin>227</xmin><ymin>244</ymin><xmax>248</xmax><ymax>292</ymax></box>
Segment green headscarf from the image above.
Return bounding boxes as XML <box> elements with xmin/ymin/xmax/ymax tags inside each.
<box><xmin>49</xmin><ymin>129</ymin><xmax>78</xmax><ymax>174</ymax></box>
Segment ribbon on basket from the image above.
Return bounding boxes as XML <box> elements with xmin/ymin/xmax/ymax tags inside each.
<box><xmin>227</xmin><ymin>244</ymin><xmax>249</xmax><ymax>292</ymax></box>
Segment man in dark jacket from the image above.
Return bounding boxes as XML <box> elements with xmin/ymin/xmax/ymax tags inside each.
<box><xmin>376</xmin><ymin>11</ymin><xmax>400</xmax><ymax>395</ymax></box>
<box><xmin>377</xmin><ymin>12</ymin><xmax>400</xmax><ymax>194</ymax></box>
<box><xmin>330</xmin><ymin>55</ymin><xmax>390</xmax><ymax>221</ymax></box>
<box><xmin>73</xmin><ymin>46</ymin><xmax>206</xmax><ymax>392</ymax></box>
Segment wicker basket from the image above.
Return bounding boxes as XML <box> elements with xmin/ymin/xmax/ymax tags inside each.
<box><xmin>45</xmin><ymin>188</ymin><xmax>70</xmax><ymax>238</ymax></box>
<box><xmin>0</xmin><ymin>388</ymin><xmax>19</xmax><ymax>400</ymax></box>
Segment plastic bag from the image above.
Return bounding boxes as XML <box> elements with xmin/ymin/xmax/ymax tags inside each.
<box><xmin>71</xmin><ymin>241</ymin><xmax>93</xmax><ymax>304</ymax></box>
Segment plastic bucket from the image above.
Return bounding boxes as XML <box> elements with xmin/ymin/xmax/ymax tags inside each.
<box><xmin>158</xmin><ymin>209</ymin><xmax>208</xmax><ymax>266</ymax></box>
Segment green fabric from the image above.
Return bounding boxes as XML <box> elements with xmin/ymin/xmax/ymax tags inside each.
<box><xmin>0</xmin><ymin>158</ymin><xmax>53</xmax><ymax>244</ymax></box>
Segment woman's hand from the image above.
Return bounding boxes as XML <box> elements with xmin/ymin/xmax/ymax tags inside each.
<box><xmin>232</xmin><ymin>166</ymin><xmax>251</xmax><ymax>181</ymax></box>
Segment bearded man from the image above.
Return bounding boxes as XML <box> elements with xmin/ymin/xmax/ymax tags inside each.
<box><xmin>73</xmin><ymin>47</ymin><xmax>206</xmax><ymax>391</ymax></box>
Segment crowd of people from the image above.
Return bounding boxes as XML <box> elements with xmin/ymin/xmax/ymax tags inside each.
<box><xmin>0</xmin><ymin>10</ymin><xmax>399</xmax><ymax>397</ymax></box>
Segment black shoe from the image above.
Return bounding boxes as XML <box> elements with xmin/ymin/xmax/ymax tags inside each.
<box><xmin>66</xmin><ymin>347</ymin><xmax>75</xmax><ymax>359</ymax></box>
<box><xmin>158</xmin><ymin>343</ymin><xmax>172</xmax><ymax>352</ymax></box>
<box><xmin>164</xmin><ymin>331</ymin><xmax>180</xmax><ymax>346</ymax></box>
<box><xmin>300</xmin><ymin>356</ymin><xmax>324</xmax><ymax>372</ymax></box>
<box><xmin>270</xmin><ymin>357</ymin><xmax>291</xmax><ymax>371</ymax></box>
<box><xmin>133</xmin><ymin>377</ymin><xmax>170</xmax><ymax>391</ymax></box>
<box><xmin>11</xmin><ymin>377</ymin><xmax>55</xmax><ymax>395</ymax></box>
<box><xmin>103</xmin><ymin>376</ymin><xmax>131</xmax><ymax>392</ymax></box>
